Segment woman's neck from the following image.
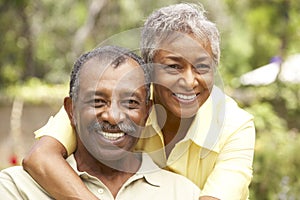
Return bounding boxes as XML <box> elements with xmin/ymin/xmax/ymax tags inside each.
<box><xmin>155</xmin><ymin>107</ymin><xmax>194</xmax><ymax>157</ymax></box>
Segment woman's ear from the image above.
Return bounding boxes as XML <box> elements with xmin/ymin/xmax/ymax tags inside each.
<box><xmin>145</xmin><ymin>100</ymin><xmax>153</xmax><ymax>122</ymax></box>
<box><xmin>64</xmin><ymin>97</ymin><xmax>76</xmax><ymax>128</ymax></box>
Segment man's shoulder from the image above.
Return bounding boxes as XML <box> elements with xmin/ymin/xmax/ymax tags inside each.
<box><xmin>146</xmin><ymin>168</ymin><xmax>200</xmax><ymax>197</ymax></box>
<box><xmin>140</xmin><ymin>153</ymin><xmax>199</xmax><ymax>191</ymax></box>
<box><xmin>0</xmin><ymin>166</ymin><xmax>47</xmax><ymax>199</ymax></box>
<box><xmin>157</xmin><ymin>168</ymin><xmax>198</xmax><ymax>184</ymax></box>
<box><xmin>0</xmin><ymin>165</ymin><xmax>41</xmax><ymax>188</ymax></box>
<box><xmin>0</xmin><ymin>166</ymin><xmax>27</xmax><ymax>179</ymax></box>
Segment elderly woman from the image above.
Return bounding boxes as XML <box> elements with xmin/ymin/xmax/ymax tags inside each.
<box><xmin>23</xmin><ymin>3</ymin><xmax>255</xmax><ymax>200</ymax></box>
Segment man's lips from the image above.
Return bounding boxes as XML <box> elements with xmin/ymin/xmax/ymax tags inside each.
<box><xmin>98</xmin><ymin>131</ymin><xmax>125</xmax><ymax>141</ymax></box>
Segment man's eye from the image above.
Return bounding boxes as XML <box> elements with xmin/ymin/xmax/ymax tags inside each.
<box><xmin>122</xmin><ymin>99</ymin><xmax>140</xmax><ymax>109</ymax></box>
<box><xmin>93</xmin><ymin>99</ymin><xmax>106</xmax><ymax>107</ymax></box>
<box><xmin>194</xmin><ymin>64</ymin><xmax>211</xmax><ymax>74</ymax></box>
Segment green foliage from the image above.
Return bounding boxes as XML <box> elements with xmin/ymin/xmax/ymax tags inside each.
<box><xmin>240</xmin><ymin>83</ymin><xmax>300</xmax><ymax>199</ymax></box>
<box><xmin>251</xmin><ymin>129</ymin><xmax>300</xmax><ymax>199</ymax></box>
<box><xmin>221</xmin><ymin>0</ymin><xmax>300</xmax><ymax>87</ymax></box>
<box><xmin>1</xmin><ymin>78</ymin><xmax>68</xmax><ymax>106</ymax></box>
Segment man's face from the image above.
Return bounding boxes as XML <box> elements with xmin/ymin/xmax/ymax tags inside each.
<box><xmin>68</xmin><ymin>57</ymin><xmax>149</xmax><ymax>162</ymax></box>
<box><xmin>152</xmin><ymin>33</ymin><xmax>214</xmax><ymax>118</ymax></box>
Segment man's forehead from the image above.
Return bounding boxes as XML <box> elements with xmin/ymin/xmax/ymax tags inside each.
<box><xmin>81</xmin><ymin>56</ymin><xmax>142</xmax><ymax>76</ymax></box>
<box><xmin>81</xmin><ymin>74</ymin><xmax>147</xmax><ymax>101</ymax></box>
<box><xmin>82</xmin><ymin>57</ymin><xmax>110</xmax><ymax>73</ymax></box>
<box><xmin>79</xmin><ymin>56</ymin><xmax>146</xmax><ymax>93</ymax></box>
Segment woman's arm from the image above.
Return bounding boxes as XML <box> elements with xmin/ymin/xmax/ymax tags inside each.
<box><xmin>22</xmin><ymin>136</ymin><xmax>98</xmax><ymax>200</ymax></box>
<box><xmin>199</xmin><ymin>197</ymin><xmax>219</xmax><ymax>200</ymax></box>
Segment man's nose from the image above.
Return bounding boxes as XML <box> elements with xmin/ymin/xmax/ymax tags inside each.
<box><xmin>101</xmin><ymin>101</ymin><xmax>125</xmax><ymax>125</ymax></box>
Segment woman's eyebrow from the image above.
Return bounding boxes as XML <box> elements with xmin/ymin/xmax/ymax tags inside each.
<box><xmin>160</xmin><ymin>55</ymin><xmax>184</xmax><ymax>62</ymax></box>
<box><xmin>194</xmin><ymin>55</ymin><xmax>212</xmax><ymax>63</ymax></box>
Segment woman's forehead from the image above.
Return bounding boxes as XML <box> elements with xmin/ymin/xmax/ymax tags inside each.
<box><xmin>153</xmin><ymin>34</ymin><xmax>213</xmax><ymax>64</ymax></box>
<box><xmin>155</xmin><ymin>32</ymin><xmax>213</xmax><ymax>58</ymax></box>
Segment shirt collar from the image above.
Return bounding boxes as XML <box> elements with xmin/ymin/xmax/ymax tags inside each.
<box><xmin>145</xmin><ymin>86</ymin><xmax>226</xmax><ymax>153</ymax></box>
<box><xmin>66</xmin><ymin>153</ymin><xmax>162</xmax><ymax>187</ymax></box>
<box><xmin>134</xmin><ymin>153</ymin><xmax>162</xmax><ymax>187</ymax></box>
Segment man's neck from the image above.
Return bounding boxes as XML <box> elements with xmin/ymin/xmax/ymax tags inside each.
<box><xmin>74</xmin><ymin>145</ymin><xmax>142</xmax><ymax>198</ymax></box>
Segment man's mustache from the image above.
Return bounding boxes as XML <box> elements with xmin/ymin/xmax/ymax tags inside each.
<box><xmin>87</xmin><ymin>120</ymin><xmax>138</xmax><ymax>135</ymax></box>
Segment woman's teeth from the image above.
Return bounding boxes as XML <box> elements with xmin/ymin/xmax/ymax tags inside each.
<box><xmin>175</xmin><ymin>93</ymin><xmax>196</xmax><ymax>100</ymax></box>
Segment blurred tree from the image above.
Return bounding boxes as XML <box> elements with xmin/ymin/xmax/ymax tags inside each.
<box><xmin>0</xmin><ymin>0</ymin><xmax>190</xmax><ymax>86</ymax></box>
<box><xmin>72</xmin><ymin>0</ymin><xmax>107</xmax><ymax>55</ymax></box>
<box><xmin>220</xmin><ymin>0</ymin><xmax>300</xmax><ymax>87</ymax></box>
<box><xmin>0</xmin><ymin>0</ymin><xmax>34</xmax><ymax>86</ymax></box>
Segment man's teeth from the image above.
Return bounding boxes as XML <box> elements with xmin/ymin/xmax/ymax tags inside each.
<box><xmin>100</xmin><ymin>132</ymin><xmax>125</xmax><ymax>140</ymax></box>
<box><xmin>175</xmin><ymin>93</ymin><xmax>196</xmax><ymax>100</ymax></box>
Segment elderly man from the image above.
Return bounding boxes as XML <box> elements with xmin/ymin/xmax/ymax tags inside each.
<box><xmin>0</xmin><ymin>46</ymin><xmax>200</xmax><ymax>199</ymax></box>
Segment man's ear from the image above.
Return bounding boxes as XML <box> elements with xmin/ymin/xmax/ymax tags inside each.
<box><xmin>64</xmin><ymin>97</ymin><xmax>76</xmax><ymax>127</ymax></box>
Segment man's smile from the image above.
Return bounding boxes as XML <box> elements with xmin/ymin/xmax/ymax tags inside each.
<box><xmin>99</xmin><ymin>131</ymin><xmax>125</xmax><ymax>141</ymax></box>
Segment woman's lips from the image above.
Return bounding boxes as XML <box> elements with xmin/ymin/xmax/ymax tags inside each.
<box><xmin>173</xmin><ymin>93</ymin><xmax>199</xmax><ymax>103</ymax></box>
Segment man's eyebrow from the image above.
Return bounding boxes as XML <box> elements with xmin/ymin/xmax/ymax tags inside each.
<box><xmin>83</xmin><ymin>90</ymin><xmax>107</xmax><ymax>98</ymax></box>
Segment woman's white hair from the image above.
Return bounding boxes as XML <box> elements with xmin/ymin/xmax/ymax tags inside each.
<box><xmin>141</xmin><ymin>3</ymin><xmax>220</xmax><ymax>67</ymax></box>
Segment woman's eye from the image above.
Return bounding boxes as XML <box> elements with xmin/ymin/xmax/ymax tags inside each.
<box><xmin>163</xmin><ymin>64</ymin><xmax>181</xmax><ymax>74</ymax></box>
<box><xmin>194</xmin><ymin>64</ymin><xmax>211</xmax><ymax>74</ymax></box>
<box><xmin>168</xmin><ymin>64</ymin><xmax>180</xmax><ymax>69</ymax></box>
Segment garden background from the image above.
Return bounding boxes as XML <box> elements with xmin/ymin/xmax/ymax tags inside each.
<box><xmin>1</xmin><ymin>0</ymin><xmax>300</xmax><ymax>199</ymax></box>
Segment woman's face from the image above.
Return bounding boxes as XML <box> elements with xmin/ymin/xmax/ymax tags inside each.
<box><xmin>152</xmin><ymin>33</ymin><xmax>215</xmax><ymax>119</ymax></box>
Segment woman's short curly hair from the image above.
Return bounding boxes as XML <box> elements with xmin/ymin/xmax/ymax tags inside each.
<box><xmin>141</xmin><ymin>3</ymin><xmax>220</xmax><ymax>67</ymax></box>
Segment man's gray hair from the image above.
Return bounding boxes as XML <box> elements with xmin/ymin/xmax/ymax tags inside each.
<box><xmin>141</xmin><ymin>3</ymin><xmax>220</xmax><ymax>67</ymax></box>
<box><xmin>69</xmin><ymin>46</ymin><xmax>151</xmax><ymax>103</ymax></box>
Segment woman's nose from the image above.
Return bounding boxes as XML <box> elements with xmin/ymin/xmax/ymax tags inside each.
<box><xmin>178</xmin><ymin>68</ymin><xmax>198</xmax><ymax>90</ymax></box>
